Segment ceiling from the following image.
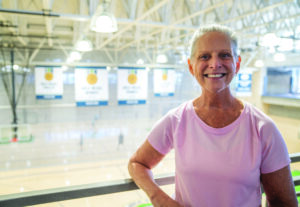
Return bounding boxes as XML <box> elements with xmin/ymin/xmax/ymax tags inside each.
<box><xmin>0</xmin><ymin>0</ymin><xmax>300</xmax><ymax>69</ymax></box>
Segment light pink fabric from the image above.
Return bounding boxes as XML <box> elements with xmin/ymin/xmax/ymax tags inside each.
<box><xmin>148</xmin><ymin>100</ymin><xmax>290</xmax><ymax>207</ymax></box>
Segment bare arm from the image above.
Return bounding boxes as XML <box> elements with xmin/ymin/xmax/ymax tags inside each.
<box><xmin>128</xmin><ymin>140</ymin><xmax>182</xmax><ymax>207</ymax></box>
<box><xmin>261</xmin><ymin>165</ymin><xmax>298</xmax><ymax>207</ymax></box>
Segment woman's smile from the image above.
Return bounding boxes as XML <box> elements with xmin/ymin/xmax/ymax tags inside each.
<box><xmin>203</xmin><ymin>73</ymin><xmax>227</xmax><ymax>78</ymax></box>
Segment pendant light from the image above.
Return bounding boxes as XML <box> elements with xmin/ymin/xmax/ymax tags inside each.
<box><xmin>90</xmin><ymin>0</ymin><xmax>118</xmax><ymax>33</ymax></box>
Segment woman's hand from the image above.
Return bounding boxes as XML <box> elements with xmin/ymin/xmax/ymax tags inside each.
<box><xmin>128</xmin><ymin>140</ymin><xmax>184</xmax><ymax>207</ymax></box>
<box><xmin>151</xmin><ymin>192</ymin><xmax>184</xmax><ymax>207</ymax></box>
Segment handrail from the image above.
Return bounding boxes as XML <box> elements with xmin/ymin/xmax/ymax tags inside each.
<box><xmin>1</xmin><ymin>153</ymin><xmax>300</xmax><ymax>207</ymax></box>
<box><xmin>0</xmin><ymin>173</ymin><xmax>174</xmax><ymax>207</ymax></box>
<box><xmin>290</xmin><ymin>152</ymin><xmax>300</xmax><ymax>162</ymax></box>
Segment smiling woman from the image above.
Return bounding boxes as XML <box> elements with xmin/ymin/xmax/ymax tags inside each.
<box><xmin>188</xmin><ymin>25</ymin><xmax>240</xmax><ymax>96</ymax></box>
<box><xmin>128</xmin><ymin>24</ymin><xmax>298</xmax><ymax>207</ymax></box>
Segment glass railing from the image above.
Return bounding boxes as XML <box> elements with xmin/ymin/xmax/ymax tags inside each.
<box><xmin>1</xmin><ymin>153</ymin><xmax>300</xmax><ymax>207</ymax></box>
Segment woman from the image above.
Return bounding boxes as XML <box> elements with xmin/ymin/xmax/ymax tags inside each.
<box><xmin>128</xmin><ymin>24</ymin><xmax>297</xmax><ymax>207</ymax></box>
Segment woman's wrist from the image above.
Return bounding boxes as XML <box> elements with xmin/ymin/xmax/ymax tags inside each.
<box><xmin>150</xmin><ymin>189</ymin><xmax>173</xmax><ymax>206</ymax></box>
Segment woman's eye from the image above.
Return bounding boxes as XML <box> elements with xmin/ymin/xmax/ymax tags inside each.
<box><xmin>220</xmin><ymin>53</ymin><xmax>231</xmax><ymax>58</ymax></box>
<box><xmin>199</xmin><ymin>55</ymin><xmax>209</xmax><ymax>60</ymax></box>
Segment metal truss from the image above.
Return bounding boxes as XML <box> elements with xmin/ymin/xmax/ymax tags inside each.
<box><xmin>0</xmin><ymin>0</ymin><xmax>299</xmax><ymax>66</ymax></box>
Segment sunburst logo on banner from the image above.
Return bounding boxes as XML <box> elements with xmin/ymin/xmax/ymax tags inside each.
<box><xmin>162</xmin><ymin>69</ymin><xmax>168</xmax><ymax>81</ymax></box>
<box><xmin>86</xmin><ymin>69</ymin><xmax>98</xmax><ymax>85</ymax></box>
<box><xmin>128</xmin><ymin>69</ymin><xmax>137</xmax><ymax>84</ymax></box>
<box><xmin>44</xmin><ymin>68</ymin><xmax>53</xmax><ymax>81</ymax></box>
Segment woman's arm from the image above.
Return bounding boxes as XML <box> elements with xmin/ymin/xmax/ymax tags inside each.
<box><xmin>261</xmin><ymin>165</ymin><xmax>298</xmax><ymax>207</ymax></box>
<box><xmin>128</xmin><ymin>140</ymin><xmax>182</xmax><ymax>207</ymax></box>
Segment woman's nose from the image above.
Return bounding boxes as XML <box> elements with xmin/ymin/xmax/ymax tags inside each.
<box><xmin>209</xmin><ymin>56</ymin><xmax>221</xmax><ymax>69</ymax></box>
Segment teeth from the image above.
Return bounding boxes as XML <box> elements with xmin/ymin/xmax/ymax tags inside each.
<box><xmin>207</xmin><ymin>74</ymin><xmax>223</xmax><ymax>78</ymax></box>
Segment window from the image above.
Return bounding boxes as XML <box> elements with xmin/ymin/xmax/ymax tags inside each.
<box><xmin>264</xmin><ymin>66</ymin><xmax>300</xmax><ymax>97</ymax></box>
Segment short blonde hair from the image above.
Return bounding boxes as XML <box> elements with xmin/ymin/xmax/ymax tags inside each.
<box><xmin>189</xmin><ymin>24</ymin><xmax>238</xmax><ymax>60</ymax></box>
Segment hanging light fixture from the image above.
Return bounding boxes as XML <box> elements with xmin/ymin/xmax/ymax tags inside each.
<box><xmin>156</xmin><ymin>54</ymin><xmax>168</xmax><ymax>63</ymax></box>
<box><xmin>69</xmin><ymin>51</ymin><xmax>82</xmax><ymax>61</ymax></box>
<box><xmin>75</xmin><ymin>38</ymin><xmax>93</xmax><ymax>52</ymax></box>
<box><xmin>254</xmin><ymin>59</ymin><xmax>264</xmax><ymax>68</ymax></box>
<box><xmin>136</xmin><ymin>58</ymin><xmax>144</xmax><ymax>65</ymax></box>
<box><xmin>260</xmin><ymin>33</ymin><xmax>279</xmax><ymax>47</ymax></box>
<box><xmin>273</xmin><ymin>53</ymin><xmax>286</xmax><ymax>62</ymax></box>
<box><xmin>90</xmin><ymin>0</ymin><xmax>118</xmax><ymax>33</ymax></box>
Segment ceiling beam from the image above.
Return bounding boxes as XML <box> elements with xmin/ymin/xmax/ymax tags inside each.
<box><xmin>221</xmin><ymin>0</ymin><xmax>293</xmax><ymax>25</ymax></box>
<box><xmin>118</xmin><ymin>0</ymin><xmax>228</xmax><ymax>51</ymax></box>
<box><xmin>43</xmin><ymin>0</ymin><xmax>54</xmax><ymax>47</ymax></box>
<box><xmin>0</xmin><ymin>6</ymin><xmax>27</xmax><ymax>46</ymax></box>
<box><xmin>97</xmin><ymin>0</ymin><xmax>170</xmax><ymax>50</ymax></box>
<box><xmin>31</xmin><ymin>60</ymin><xmax>184</xmax><ymax>69</ymax></box>
<box><xmin>152</xmin><ymin>0</ymin><xmax>295</xmax><ymax>54</ymax></box>
<box><xmin>103</xmin><ymin>48</ymin><xmax>114</xmax><ymax>63</ymax></box>
<box><xmin>129</xmin><ymin>0</ymin><xmax>138</xmax><ymax>19</ymax></box>
<box><xmin>120</xmin><ymin>0</ymin><xmax>130</xmax><ymax>18</ymax></box>
<box><xmin>29</xmin><ymin>38</ymin><xmax>46</xmax><ymax>63</ymax></box>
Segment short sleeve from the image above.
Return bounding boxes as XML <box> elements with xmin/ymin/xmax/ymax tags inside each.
<box><xmin>147</xmin><ymin>112</ymin><xmax>174</xmax><ymax>155</ymax></box>
<box><xmin>260</xmin><ymin>121</ymin><xmax>291</xmax><ymax>174</ymax></box>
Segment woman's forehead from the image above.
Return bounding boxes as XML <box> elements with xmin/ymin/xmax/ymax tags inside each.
<box><xmin>195</xmin><ymin>31</ymin><xmax>233</xmax><ymax>51</ymax></box>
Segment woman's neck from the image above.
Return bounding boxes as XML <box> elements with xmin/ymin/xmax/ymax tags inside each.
<box><xmin>195</xmin><ymin>89</ymin><xmax>237</xmax><ymax>109</ymax></box>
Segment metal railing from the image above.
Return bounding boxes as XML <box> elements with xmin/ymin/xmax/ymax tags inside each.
<box><xmin>0</xmin><ymin>153</ymin><xmax>300</xmax><ymax>207</ymax></box>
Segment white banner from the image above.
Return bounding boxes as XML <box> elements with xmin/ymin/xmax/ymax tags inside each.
<box><xmin>117</xmin><ymin>67</ymin><xmax>148</xmax><ymax>105</ymax></box>
<box><xmin>35</xmin><ymin>66</ymin><xmax>63</xmax><ymax>99</ymax></box>
<box><xmin>75</xmin><ymin>67</ymin><xmax>108</xmax><ymax>106</ymax></box>
<box><xmin>153</xmin><ymin>68</ymin><xmax>176</xmax><ymax>96</ymax></box>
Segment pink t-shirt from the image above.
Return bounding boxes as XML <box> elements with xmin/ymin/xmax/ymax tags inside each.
<box><xmin>148</xmin><ymin>100</ymin><xmax>290</xmax><ymax>207</ymax></box>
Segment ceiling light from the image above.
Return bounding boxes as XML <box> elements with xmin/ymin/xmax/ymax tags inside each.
<box><xmin>66</xmin><ymin>57</ymin><xmax>73</xmax><ymax>63</ymax></box>
<box><xmin>61</xmin><ymin>65</ymin><xmax>68</xmax><ymax>71</ymax></box>
<box><xmin>13</xmin><ymin>65</ymin><xmax>19</xmax><ymax>70</ymax></box>
<box><xmin>277</xmin><ymin>38</ymin><xmax>293</xmax><ymax>52</ymax></box>
<box><xmin>260</xmin><ymin>33</ymin><xmax>279</xmax><ymax>47</ymax></box>
<box><xmin>23</xmin><ymin>68</ymin><xmax>31</xmax><ymax>73</ymax></box>
<box><xmin>254</xmin><ymin>60</ymin><xmax>264</xmax><ymax>67</ymax></box>
<box><xmin>136</xmin><ymin>58</ymin><xmax>144</xmax><ymax>65</ymax></box>
<box><xmin>295</xmin><ymin>40</ymin><xmax>300</xmax><ymax>51</ymax></box>
<box><xmin>69</xmin><ymin>51</ymin><xmax>82</xmax><ymax>61</ymax></box>
<box><xmin>268</xmin><ymin>46</ymin><xmax>276</xmax><ymax>54</ymax></box>
<box><xmin>181</xmin><ymin>53</ymin><xmax>188</xmax><ymax>63</ymax></box>
<box><xmin>91</xmin><ymin>12</ymin><xmax>118</xmax><ymax>33</ymax></box>
<box><xmin>90</xmin><ymin>1</ymin><xmax>118</xmax><ymax>33</ymax></box>
<box><xmin>156</xmin><ymin>54</ymin><xmax>168</xmax><ymax>63</ymax></box>
<box><xmin>75</xmin><ymin>39</ymin><xmax>93</xmax><ymax>52</ymax></box>
<box><xmin>273</xmin><ymin>53</ymin><xmax>286</xmax><ymax>62</ymax></box>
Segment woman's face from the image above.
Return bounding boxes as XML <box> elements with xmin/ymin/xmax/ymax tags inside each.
<box><xmin>188</xmin><ymin>31</ymin><xmax>240</xmax><ymax>94</ymax></box>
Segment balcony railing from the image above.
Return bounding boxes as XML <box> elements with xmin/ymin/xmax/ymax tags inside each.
<box><xmin>0</xmin><ymin>153</ymin><xmax>300</xmax><ymax>207</ymax></box>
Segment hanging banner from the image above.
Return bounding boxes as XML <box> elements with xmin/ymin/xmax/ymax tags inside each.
<box><xmin>236</xmin><ymin>72</ymin><xmax>252</xmax><ymax>96</ymax></box>
<box><xmin>35</xmin><ymin>66</ymin><xmax>63</xmax><ymax>99</ymax></box>
<box><xmin>117</xmin><ymin>66</ymin><xmax>148</xmax><ymax>105</ymax></box>
<box><xmin>75</xmin><ymin>66</ymin><xmax>108</xmax><ymax>106</ymax></box>
<box><xmin>153</xmin><ymin>68</ymin><xmax>176</xmax><ymax>96</ymax></box>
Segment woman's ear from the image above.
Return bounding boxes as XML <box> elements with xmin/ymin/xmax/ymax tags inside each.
<box><xmin>236</xmin><ymin>56</ymin><xmax>241</xmax><ymax>73</ymax></box>
<box><xmin>187</xmin><ymin>58</ymin><xmax>194</xmax><ymax>76</ymax></box>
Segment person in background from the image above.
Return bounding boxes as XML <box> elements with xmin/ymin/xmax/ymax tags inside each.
<box><xmin>128</xmin><ymin>24</ymin><xmax>298</xmax><ymax>207</ymax></box>
<box><xmin>117</xmin><ymin>131</ymin><xmax>124</xmax><ymax>150</ymax></box>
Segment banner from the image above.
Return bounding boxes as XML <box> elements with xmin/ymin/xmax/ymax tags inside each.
<box><xmin>153</xmin><ymin>68</ymin><xmax>175</xmax><ymax>96</ymax></box>
<box><xmin>236</xmin><ymin>72</ymin><xmax>252</xmax><ymax>96</ymax></box>
<box><xmin>35</xmin><ymin>66</ymin><xmax>63</xmax><ymax>99</ymax></box>
<box><xmin>75</xmin><ymin>67</ymin><xmax>108</xmax><ymax>106</ymax></box>
<box><xmin>117</xmin><ymin>67</ymin><xmax>148</xmax><ymax>105</ymax></box>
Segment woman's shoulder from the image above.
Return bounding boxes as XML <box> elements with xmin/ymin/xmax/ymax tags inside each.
<box><xmin>244</xmin><ymin>102</ymin><xmax>271</xmax><ymax>120</ymax></box>
<box><xmin>243</xmin><ymin>102</ymin><xmax>277</xmax><ymax>131</ymax></box>
<box><xmin>167</xmin><ymin>100</ymin><xmax>193</xmax><ymax>119</ymax></box>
